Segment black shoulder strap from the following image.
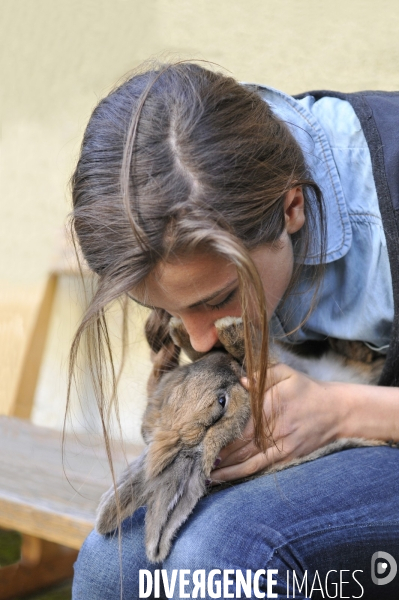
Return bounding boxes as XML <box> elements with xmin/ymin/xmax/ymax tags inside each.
<box><xmin>294</xmin><ymin>90</ymin><xmax>399</xmax><ymax>386</ymax></box>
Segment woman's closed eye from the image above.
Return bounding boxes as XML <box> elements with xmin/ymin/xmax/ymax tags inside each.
<box><xmin>205</xmin><ymin>288</ymin><xmax>237</xmax><ymax>311</ymax></box>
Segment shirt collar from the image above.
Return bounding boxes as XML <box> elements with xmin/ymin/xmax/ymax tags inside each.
<box><xmin>243</xmin><ymin>84</ymin><xmax>352</xmax><ymax>264</ymax></box>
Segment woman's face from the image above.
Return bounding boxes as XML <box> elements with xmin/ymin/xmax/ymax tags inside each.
<box><xmin>130</xmin><ymin>187</ymin><xmax>304</xmax><ymax>353</ymax></box>
<box><xmin>132</xmin><ymin>231</ymin><xmax>294</xmax><ymax>354</ymax></box>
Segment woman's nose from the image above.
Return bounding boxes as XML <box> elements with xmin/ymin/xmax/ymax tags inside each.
<box><xmin>181</xmin><ymin>315</ymin><xmax>219</xmax><ymax>353</ymax></box>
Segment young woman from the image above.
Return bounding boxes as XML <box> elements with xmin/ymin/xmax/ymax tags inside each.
<box><xmin>70</xmin><ymin>62</ymin><xmax>399</xmax><ymax>599</ymax></box>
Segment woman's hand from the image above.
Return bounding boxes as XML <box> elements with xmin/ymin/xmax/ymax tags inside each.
<box><xmin>210</xmin><ymin>363</ymin><xmax>346</xmax><ymax>483</ymax></box>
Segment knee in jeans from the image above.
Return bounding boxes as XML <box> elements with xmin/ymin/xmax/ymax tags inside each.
<box><xmin>73</xmin><ymin>529</ymin><xmax>121</xmax><ymax>594</ymax></box>
<box><xmin>73</xmin><ymin>510</ymin><xmax>149</xmax><ymax>599</ymax></box>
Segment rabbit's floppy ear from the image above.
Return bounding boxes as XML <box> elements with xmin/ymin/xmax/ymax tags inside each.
<box><xmin>144</xmin><ymin>449</ymin><xmax>206</xmax><ymax>562</ymax></box>
<box><xmin>145</xmin><ymin>428</ymin><xmax>182</xmax><ymax>478</ymax></box>
<box><xmin>96</xmin><ymin>449</ymin><xmax>148</xmax><ymax>534</ymax></box>
<box><xmin>214</xmin><ymin>316</ymin><xmax>245</xmax><ymax>362</ymax></box>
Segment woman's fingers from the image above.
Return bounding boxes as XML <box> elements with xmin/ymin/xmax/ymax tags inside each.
<box><xmin>240</xmin><ymin>362</ymin><xmax>294</xmax><ymax>392</ymax></box>
<box><xmin>218</xmin><ymin>438</ymin><xmax>257</xmax><ymax>468</ymax></box>
<box><xmin>215</xmin><ymin>363</ymin><xmax>307</xmax><ymax>480</ymax></box>
<box><xmin>218</xmin><ymin>364</ymin><xmax>294</xmax><ymax>468</ymax></box>
<box><xmin>212</xmin><ymin>364</ymin><xmax>345</xmax><ymax>485</ymax></box>
<box><xmin>217</xmin><ymin>418</ymin><xmax>255</xmax><ymax>462</ymax></box>
<box><xmin>209</xmin><ymin>442</ymin><xmax>291</xmax><ymax>484</ymax></box>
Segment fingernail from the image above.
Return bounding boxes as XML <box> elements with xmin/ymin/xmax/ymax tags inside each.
<box><xmin>213</xmin><ymin>457</ymin><xmax>221</xmax><ymax>468</ymax></box>
<box><xmin>205</xmin><ymin>479</ymin><xmax>212</xmax><ymax>487</ymax></box>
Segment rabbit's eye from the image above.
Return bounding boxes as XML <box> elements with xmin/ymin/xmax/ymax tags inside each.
<box><xmin>217</xmin><ymin>393</ymin><xmax>228</xmax><ymax>409</ymax></box>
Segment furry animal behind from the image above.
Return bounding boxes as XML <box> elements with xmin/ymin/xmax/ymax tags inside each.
<box><xmin>96</xmin><ymin>317</ymin><xmax>386</xmax><ymax>562</ymax></box>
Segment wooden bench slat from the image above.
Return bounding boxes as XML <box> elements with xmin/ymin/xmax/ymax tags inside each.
<box><xmin>0</xmin><ymin>416</ymin><xmax>143</xmax><ymax>549</ymax></box>
<box><xmin>0</xmin><ymin>496</ymin><xmax>94</xmax><ymax>550</ymax></box>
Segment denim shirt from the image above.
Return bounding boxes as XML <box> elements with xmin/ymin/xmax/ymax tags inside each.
<box><xmin>252</xmin><ymin>85</ymin><xmax>394</xmax><ymax>353</ymax></box>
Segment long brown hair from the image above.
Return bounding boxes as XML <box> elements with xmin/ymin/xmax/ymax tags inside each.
<box><xmin>69</xmin><ymin>60</ymin><xmax>325</xmax><ymax>455</ymax></box>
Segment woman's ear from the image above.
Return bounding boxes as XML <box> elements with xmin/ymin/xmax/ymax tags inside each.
<box><xmin>284</xmin><ymin>186</ymin><xmax>305</xmax><ymax>234</ymax></box>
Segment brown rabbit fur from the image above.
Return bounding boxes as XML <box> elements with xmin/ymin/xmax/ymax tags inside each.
<box><xmin>96</xmin><ymin>316</ymin><xmax>386</xmax><ymax>563</ymax></box>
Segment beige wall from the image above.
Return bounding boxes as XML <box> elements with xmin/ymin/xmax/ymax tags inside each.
<box><xmin>2</xmin><ymin>0</ymin><xmax>399</xmax><ymax>437</ymax></box>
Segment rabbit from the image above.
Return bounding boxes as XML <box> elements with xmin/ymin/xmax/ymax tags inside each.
<box><xmin>96</xmin><ymin>316</ymin><xmax>386</xmax><ymax>562</ymax></box>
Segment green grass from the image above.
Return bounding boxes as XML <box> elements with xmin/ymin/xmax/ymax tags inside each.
<box><xmin>0</xmin><ymin>529</ymin><xmax>72</xmax><ymax>599</ymax></box>
<box><xmin>0</xmin><ymin>528</ymin><xmax>22</xmax><ymax>566</ymax></box>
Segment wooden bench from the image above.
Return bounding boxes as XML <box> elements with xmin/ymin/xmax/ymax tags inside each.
<box><xmin>0</xmin><ymin>234</ymin><xmax>146</xmax><ymax>598</ymax></box>
<box><xmin>0</xmin><ymin>415</ymin><xmax>142</xmax><ymax>598</ymax></box>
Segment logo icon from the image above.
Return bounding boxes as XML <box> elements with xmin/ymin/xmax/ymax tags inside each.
<box><xmin>371</xmin><ymin>551</ymin><xmax>397</xmax><ymax>585</ymax></box>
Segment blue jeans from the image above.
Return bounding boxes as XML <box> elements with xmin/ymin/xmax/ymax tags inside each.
<box><xmin>73</xmin><ymin>447</ymin><xmax>399</xmax><ymax>599</ymax></box>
